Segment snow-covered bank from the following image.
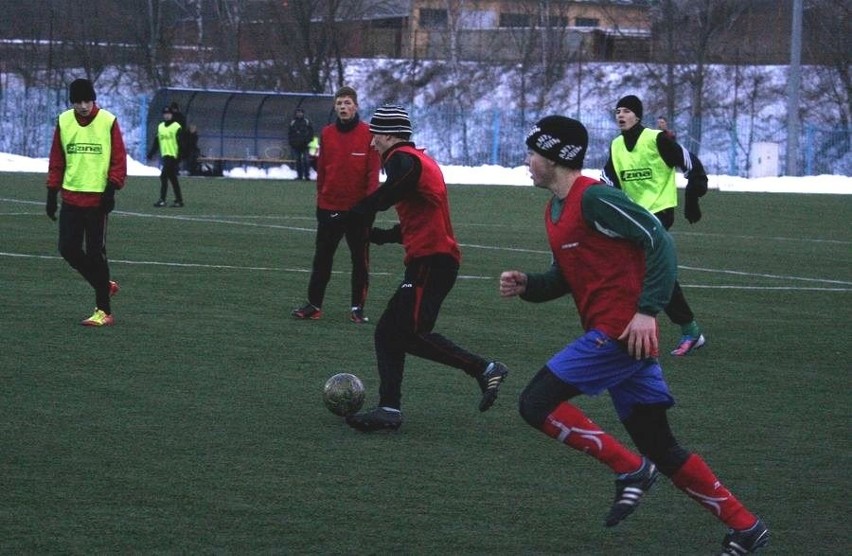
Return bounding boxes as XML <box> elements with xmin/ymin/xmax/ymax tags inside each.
<box><xmin>1</xmin><ymin>152</ymin><xmax>849</xmax><ymax>194</ymax></box>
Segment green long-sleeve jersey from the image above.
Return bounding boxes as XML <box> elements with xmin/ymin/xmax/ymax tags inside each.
<box><xmin>521</xmin><ymin>180</ymin><xmax>677</xmax><ymax>331</ymax></box>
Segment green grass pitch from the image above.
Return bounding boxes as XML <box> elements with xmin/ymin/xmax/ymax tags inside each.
<box><xmin>1</xmin><ymin>173</ymin><xmax>850</xmax><ymax>554</ymax></box>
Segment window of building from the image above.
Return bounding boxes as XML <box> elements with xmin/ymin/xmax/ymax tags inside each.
<box><xmin>420</xmin><ymin>8</ymin><xmax>448</xmax><ymax>29</ymax></box>
<box><xmin>499</xmin><ymin>13</ymin><xmax>531</xmax><ymax>28</ymax></box>
<box><xmin>459</xmin><ymin>10</ymin><xmax>497</xmax><ymax>29</ymax></box>
<box><xmin>575</xmin><ymin>17</ymin><xmax>599</xmax><ymax>27</ymax></box>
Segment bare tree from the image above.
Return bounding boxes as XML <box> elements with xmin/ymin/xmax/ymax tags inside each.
<box><xmin>658</xmin><ymin>0</ymin><xmax>677</xmax><ymax>122</ymax></box>
<box><xmin>256</xmin><ymin>1</ymin><xmax>399</xmax><ymax>93</ymax></box>
<box><xmin>496</xmin><ymin>1</ymin><xmax>576</xmax><ymax>115</ymax></box>
<box><xmin>639</xmin><ymin>0</ymin><xmax>748</xmax><ymax>152</ymax></box>
<box><xmin>804</xmin><ymin>0</ymin><xmax>851</xmax><ymax>127</ymax></box>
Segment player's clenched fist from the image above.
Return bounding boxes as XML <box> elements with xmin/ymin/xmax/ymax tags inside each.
<box><xmin>500</xmin><ymin>270</ymin><xmax>527</xmax><ymax>297</ymax></box>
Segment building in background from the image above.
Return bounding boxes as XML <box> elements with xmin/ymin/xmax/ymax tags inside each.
<box><xmin>325</xmin><ymin>0</ymin><xmax>651</xmax><ymax>62</ymax></box>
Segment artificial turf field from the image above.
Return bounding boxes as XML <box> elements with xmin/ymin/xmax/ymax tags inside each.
<box><xmin>1</xmin><ymin>173</ymin><xmax>849</xmax><ymax>554</ymax></box>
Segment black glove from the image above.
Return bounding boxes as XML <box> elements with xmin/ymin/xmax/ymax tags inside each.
<box><xmin>686</xmin><ymin>175</ymin><xmax>708</xmax><ymax>198</ymax></box>
<box><xmin>46</xmin><ymin>188</ymin><xmax>58</xmax><ymax>221</ymax></box>
<box><xmin>100</xmin><ymin>182</ymin><xmax>117</xmax><ymax>214</ymax></box>
<box><xmin>370</xmin><ymin>224</ymin><xmax>402</xmax><ymax>245</ymax></box>
<box><xmin>684</xmin><ymin>192</ymin><xmax>702</xmax><ymax>224</ymax></box>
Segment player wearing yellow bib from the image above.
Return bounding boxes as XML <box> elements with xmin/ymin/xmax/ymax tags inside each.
<box><xmin>602</xmin><ymin>95</ymin><xmax>709</xmax><ymax>357</ymax></box>
<box><xmin>147</xmin><ymin>106</ymin><xmax>184</xmax><ymax>207</ymax></box>
<box><xmin>46</xmin><ymin>78</ymin><xmax>127</xmax><ymax>327</ymax></box>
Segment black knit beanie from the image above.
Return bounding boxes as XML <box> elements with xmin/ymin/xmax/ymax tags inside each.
<box><xmin>616</xmin><ymin>95</ymin><xmax>643</xmax><ymax>120</ymax></box>
<box><xmin>525</xmin><ymin>116</ymin><xmax>588</xmax><ymax>169</ymax></box>
<box><xmin>369</xmin><ymin>105</ymin><xmax>413</xmax><ymax>138</ymax></box>
<box><xmin>69</xmin><ymin>79</ymin><xmax>96</xmax><ymax>103</ymax></box>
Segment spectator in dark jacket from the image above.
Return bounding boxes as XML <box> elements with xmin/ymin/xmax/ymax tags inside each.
<box><xmin>288</xmin><ymin>107</ymin><xmax>314</xmax><ymax>180</ymax></box>
<box><xmin>183</xmin><ymin>124</ymin><xmax>201</xmax><ymax>176</ymax></box>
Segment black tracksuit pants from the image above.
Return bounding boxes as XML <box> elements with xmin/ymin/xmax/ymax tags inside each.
<box><xmin>58</xmin><ymin>203</ymin><xmax>112</xmax><ymax>313</ymax></box>
<box><xmin>307</xmin><ymin>209</ymin><xmax>370</xmax><ymax>310</ymax></box>
<box><xmin>374</xmin><ymin>254</ymin><xmax>489</xmax><ymax>409</ymax></box>
<box><xmin>159</xmin><ymin>156</ymin><xmax>183</xmax><ymax>203</ymax></box>
<box><xmin>656</xmin><ymin>207</ymin><xmax>695</xmax><ymax>326</ymax></box>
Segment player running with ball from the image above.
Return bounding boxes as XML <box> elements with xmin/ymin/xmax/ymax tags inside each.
<box><xmin>500</xmin><ymin>115</ymin><xmax>768</xmax><ymax>555</ymax></box>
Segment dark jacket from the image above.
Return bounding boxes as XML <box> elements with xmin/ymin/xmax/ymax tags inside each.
<box><xmin>288</xmin><ymin>114</ymin><xmax>314</xmax><ymax>150</ymax></box>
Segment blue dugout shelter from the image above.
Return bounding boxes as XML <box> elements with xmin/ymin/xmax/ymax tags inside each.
<box><xmin>147</xmin><ymin>88</ymin><xmax>334</xmax><ymax>173</ymax></box>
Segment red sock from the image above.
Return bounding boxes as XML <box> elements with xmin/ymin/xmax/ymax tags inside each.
<box><xmin>541</xmin><ymin>402</ymin><xmax>642</xmax><ymax>474</ymax></box>
<box><xmin>671</xmin><ymin>454</ymin><xmax>758</xmax><ymax>530</ymax></box>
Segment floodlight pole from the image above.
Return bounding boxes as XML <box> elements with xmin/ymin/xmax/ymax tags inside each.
<box><xmin>786</xmin><ymin>0</ymin><xmax>803</xmax><ymax>176</ymax></box>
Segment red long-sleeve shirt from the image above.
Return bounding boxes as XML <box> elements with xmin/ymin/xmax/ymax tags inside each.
<box><xmin>46</xmin><ymin>104</ymin><xmax>127</xmax><ymax>208</ymax></box>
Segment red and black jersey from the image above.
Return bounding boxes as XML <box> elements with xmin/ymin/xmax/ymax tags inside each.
<box><xmin>391</xmin><ymin>145</ymin><xmax>460</xmax><ymax>265</ymax></box>
<box><xmin>316</xmin><ymin>118</ymin><xmax>380</xmax><ymax>211</ymax></box>
<box><xmin>352</xmin><ymin>141</ymin><xmax>460</xmax><ymax>266</ymax></box>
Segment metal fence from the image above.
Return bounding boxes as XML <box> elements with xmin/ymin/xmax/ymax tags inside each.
<box><xmin>389</xmin><ymin>106</ymin><xmax>851</xmax><ymax>178</ymax></box>
<box><xmin>2</xmin><ymin>87</ymin><xmax>849</xmax><ymax>178</ymax></box>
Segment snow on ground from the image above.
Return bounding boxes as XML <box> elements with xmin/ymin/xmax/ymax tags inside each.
<box><xmin>2</xmin><ymin>152</ymin><xmax>850</xmax><ymax>194</ymax></box>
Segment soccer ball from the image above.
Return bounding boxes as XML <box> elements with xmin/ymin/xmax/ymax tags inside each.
<box><xmin>323</xmin><ymin>372</ymin><xmax>366</xmax><ymax>416</ymax></box>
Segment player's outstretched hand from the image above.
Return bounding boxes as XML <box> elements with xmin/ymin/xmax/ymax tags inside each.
<box><xmin>500</xmin><ymin>270</ymin><xmax>527</xmax><ymax>298</ymax></box>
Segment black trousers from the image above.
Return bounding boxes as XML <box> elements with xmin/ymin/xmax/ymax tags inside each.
<box><xmin>656</xmin><ymin>207</ymin><xmax>695</xmax><ymax>326</ymax></box>
<box><xmin>374</xmin><ymin>254</ymin><xmax>488</xmax><ymax>409</ymax></box>
<box><xmin>292</xmin><ymin>147</ymin><xmax>310</xmax><ymax>179</ymax></box>
<box><xmin>58</xmin><ymin>203</ymin><xmax>112</xmax><ymax>313</ymax></box>
<box><xmin>307</xmin><ymin>209</ymin><xmax>370</xmax><ymax>309</ymax></box>
<box><xmin>159</xmin><ymin>156</ymin><xmax>183</xmax><ymax>202</ymax></box>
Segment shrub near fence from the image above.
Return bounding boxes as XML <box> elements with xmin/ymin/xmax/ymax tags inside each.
<box><xmin>2</xmin><ymin>88</ymin><xmax>848</xmax><ymax>177</ymax></box>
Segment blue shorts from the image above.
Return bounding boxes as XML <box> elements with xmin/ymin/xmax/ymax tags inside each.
<box><xmin>547</xmin><ymin>329</ymin><xmax>675</xmax><ymax>421</ymax></box>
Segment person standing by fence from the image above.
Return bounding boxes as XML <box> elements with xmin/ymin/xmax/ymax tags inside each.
<box><xmin>288</xmin><ymin>107</ymin><xmax>314</xmax><ymax>181</ymax></box>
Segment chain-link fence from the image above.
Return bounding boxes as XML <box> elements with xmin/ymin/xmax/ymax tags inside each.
<box><xmin>0</xmin><ymin>88</ymin><xmax>150</xmax><ymax>162</ymax></box>
<box><xmin>386</xmin><ymin>106</ymin><xmax>851</xmax><ymax>178</ymax></box>
<box><xmin>2</xmin><ymin>87</ymin><xmax>849</xmax><ymax>178</ymax></box>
